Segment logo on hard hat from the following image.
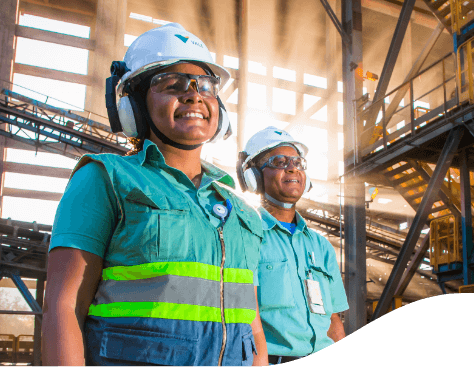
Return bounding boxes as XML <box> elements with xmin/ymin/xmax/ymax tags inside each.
<box><xmin>175</xmin><ymin>34</ymin><xmax>189</xmax><ymax>43</ymax></box>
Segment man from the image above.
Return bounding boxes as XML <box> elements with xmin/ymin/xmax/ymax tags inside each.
<box><xmin>237</xmin><ymin>126</ymin><xmax>348</xmax><ymax>363</ymax></box>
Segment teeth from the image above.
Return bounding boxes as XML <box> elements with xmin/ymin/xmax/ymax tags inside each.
<box><xmin>179</xmin><ymin>112</ymin><xmax>204</xmax><ymax>119</ymax></box>
<box><xmin>286</xmin><ymin>180</ymin><xmax>299</xmax><ymax>182</ymax></box>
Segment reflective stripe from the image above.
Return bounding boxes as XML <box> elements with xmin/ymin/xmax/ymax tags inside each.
<box><xmin>88</xmin><ymin>302</ymin><xmax>257</xmax><ymax>324</ymax></box>
<box><xmin>94</xmin><ymin>274</ymin><xmax>256</xmax><ymax>310</ymax></box>
<box><xmin>102</xmin><ymin>261</ymin><xmax>253</xmax><ymax>284</ymax></box>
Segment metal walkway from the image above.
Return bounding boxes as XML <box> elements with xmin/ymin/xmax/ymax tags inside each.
<box><xmin>0</xmin><ymin>89</ymin><xmax>128</xmax><ymax>159</ymax></box>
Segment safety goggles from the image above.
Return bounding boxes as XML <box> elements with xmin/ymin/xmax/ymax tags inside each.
<box><xmin>260</xmin><ymin>155</ymin><xmax>308</xmax><ymax>171</ymax></box>
<box><xmin>150</xmin><ymin>72</ymin><xmax>220</xmax><ymax>98</ymax></box>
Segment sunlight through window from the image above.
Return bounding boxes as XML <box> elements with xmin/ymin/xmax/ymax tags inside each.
<box><xmin>249</xmin><ymin>61</ymin><xmax>266</xmax><ymax>75</ymax></box>
<box><xmin>223</xmin><ymin>55</ymin><xmax>239</xmax><ymax>69</ymax></box>
<box><xmin>13</xmin><ymin>74</ymin><xmax>86</xmax><ymax>111</ymax></box>
<box><xmin>303</xmin><ymin>94</ymin><xmax>321</xmax><ymax>111</ymax></box>
<box><xmin>248</xmin><ymin>83</ymin><xmax>266</xmax><ymax>109</ymax></box>
<box><xmin>273</xmin><ymin>67</ymin><xmax>296</xmax><ymax>82</ymax></box>
<box><xmin>272</xmin><ymin>88</ymin><xmax>295</xmax><ymax>115</ymax></box>
<box><xmin>310</xmin><ymin>105</ymin><xmax>327</xmax><ymax>121</ymax></box>
<box><xmin>338</xmin><ymin>132</ymin><xmax>344</xmax><ymax>150</ymax></box>
<box><xmin>124</xmin><ymin>34</ymin><xmax>138</xmax><ymax>47</ymax></box>
<box><xmin>19</xmin><ymin>14</ymin><xmax>90</xmax><ymax>38</ymax></box>
<box><xmin>338</xmin><ymin>101</ymin><xmax>344</xmax><ymax>125</ymax></box>
<box><xmin>15</xmin><ymin>38</ymin><xmax>89</xmax><ymax>75</ymax></box>
<box><xmin>304</xmin><ymin>74</ymin><xmax>327</xmax><ymax>89</ymax></box>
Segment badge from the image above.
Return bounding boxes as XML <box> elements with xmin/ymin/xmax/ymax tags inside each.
<box><xmin>304</xmin><ymin>278</ymin><xmax>326</xmax><ymax>315</ymax></box>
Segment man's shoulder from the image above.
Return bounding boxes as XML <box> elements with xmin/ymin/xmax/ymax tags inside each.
<box><xmin>305</xmin><ymin>227</ymin><xmax>334</xmax><ymax>250</ymax></box>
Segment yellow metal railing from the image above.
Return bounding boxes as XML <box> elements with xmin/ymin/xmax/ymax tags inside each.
<box><xmin>450</xmin><ymin>0</ymin><xmax>467</xmax><ymax>34</ymax></box>
<box><xmin>457</xmin><ymin>37</ymin><xmax>474</xmax><ymax>104</ymax></box>
<box><xmin>430</xmin><ymin>215</ymin><xmax>463</xmax><ymax>270</ymax></box>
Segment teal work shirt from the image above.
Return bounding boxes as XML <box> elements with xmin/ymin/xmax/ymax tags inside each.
<box><xmin>50</xmin><ymin>139</ymin><xmax>260</xmax><ymax>285</ymax></box>
<box><xmin>257</xmin><ymin>207</ymin><xmax>348</xmax><ymax>356</ymax></box>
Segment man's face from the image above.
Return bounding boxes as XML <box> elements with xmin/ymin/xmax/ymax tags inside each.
<box><xmin>260</xmin><ymin>145</ymin><xmax>307</xmax><ymax>204</ymax></box>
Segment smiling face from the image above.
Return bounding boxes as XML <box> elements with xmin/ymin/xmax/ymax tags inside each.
<box><xmin>146</xmin><ymin>63</ymin><xmax>219</xmax><ymax>146</ymax></box>
<box><xmin>260</xmin><ymin>145</ymin><xmax>306</xmax><ymax>204</ymax></box>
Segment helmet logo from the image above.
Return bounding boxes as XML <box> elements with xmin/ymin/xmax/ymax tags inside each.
<box><xmin>275</xmin><ymin>131</ymin><xmax>283</xmax><ymax>135</ymax></box>
<box><xmin>175</xmin><ymin>34</ymin><xmax>189</xmax><ymax>43</ymax></box>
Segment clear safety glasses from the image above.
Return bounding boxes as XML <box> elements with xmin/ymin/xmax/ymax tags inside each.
<box><xmin>150</xmin><ymin>72</ymin><xmax>220</xmax><ymax>98</ymax></box>
<box><xmin>260</xmin><ymin>155</ymin><xmax>308</xmax><ymax>171</ymax></box>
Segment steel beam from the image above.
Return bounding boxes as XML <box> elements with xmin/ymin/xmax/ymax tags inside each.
<box><xmin>236</xmin><ymin>0</ymin><xmax>249</xmax><ymax>152</ymax></box>
<box><xmin>381</xmin><ymin>22</ymin><xmax>444</xmax><ymax>130</ymax></box>
<box><xmin>460</xmin><ymin>149</ymin><xmax>474</xmax><ymax>285</ymax></box>
<box><xmin>342</xmin><ymin>0</ymin><xmax>366</xmax><ymax>335</ymax></box>
<box><xmin>394</xmin><ymin>234</ymin><xmax>430</xmax><ymax>296</ymax></box>
<box><xmin>33</xmin><ymin>275</ymin><xmax>45</xmax><ymax>366</ymax></box>
<box><xmin>372</xmin><ymin>127</ymin><xmax>464</xmax><ymax>320</ymax></box>
<box><xmin>1</xmin><ymin>269</ymin><xmax>43</xmax><ymax>322</ymax></box>
<box><xmin>408</xmin><ymin>160</ymin><xmax>462</xmax><ymax>218</ymax></box>
<box><xmin>319</xmin><ymin>0</ymin><xmax>351</xmax><ymax>46</ymax></box>
<box><xmin>361</xmin><ymin>0</ymin><xmax>416</xmax><ymax>147</ymax></box>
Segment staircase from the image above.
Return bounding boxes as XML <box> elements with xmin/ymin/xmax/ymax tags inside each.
<box><xmin>381</xmin><ymin>160</ymin><xmax>474</xmax><ymax>220</ymax></box>
<box><xmin>422</xmin><ymin>0</ymin><xmax>474</xmax><ymax>34</ymax></box>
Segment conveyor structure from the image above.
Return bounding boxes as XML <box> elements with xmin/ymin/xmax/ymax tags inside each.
<box><xmin>0</xmin><ymin>88</ymin><xmax>128</xmax><ymax>159</ymax></box>
<box><xmin>350</xmin><ymin>0</ymin><xmax>474</xmax><ymax>321</ymax></box>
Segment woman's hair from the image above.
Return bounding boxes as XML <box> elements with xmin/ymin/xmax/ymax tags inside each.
<box><xmin>126</xmin><ymin>137</ymin><xmax>145</xmax><ymax>156</ymax></box>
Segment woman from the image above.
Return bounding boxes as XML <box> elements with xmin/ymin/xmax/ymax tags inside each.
<box><xmin>42</xmin><ymin>23</ymin><xmax>268</xmax><ymax>366</ymax></box>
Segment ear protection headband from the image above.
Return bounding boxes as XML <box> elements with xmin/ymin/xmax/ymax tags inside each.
<box><xmin>105</xmin><ymin>61</ymin><xmax>232</xmax><ymax>149</ymax></box>
<box><xmin>237</xmin><ymin>151</ymin><xmax>312</xmax><ymax>195</ymax></box>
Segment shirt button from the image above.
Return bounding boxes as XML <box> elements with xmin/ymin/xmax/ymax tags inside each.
<box><xmin>266</xmin><ymin>265</ymin><xmax>273</xmax><ymax>270</ymax></box>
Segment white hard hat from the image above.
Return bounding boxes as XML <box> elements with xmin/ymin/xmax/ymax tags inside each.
<box><xmin>242</xmin><ymin>126</ymin><xmax>308</xmax><ymax>169</ymax></box>
<box><xmin>117</xmin><ymin>23</ymin><xmax>230</xmax><ymax>95</ymax></box>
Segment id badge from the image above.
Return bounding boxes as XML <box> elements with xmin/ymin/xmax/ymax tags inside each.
<box><xmin>304</xmin><ymin>278</ymin><xmax>326</xmax><ymax>315</ymax></box>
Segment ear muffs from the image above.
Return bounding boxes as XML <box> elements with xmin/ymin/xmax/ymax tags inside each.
<box><xmin>106</xmin><ymin>61</ymin><xmax>232</xmax><ymax>143</ymax></box>
<box><xmin>116</xmin><ymin>94</ymin><xmax>148</xmax><ymax>138</ymax></box>
<box><xmin>209</xmin><ymin>96</ymin><xmax>232</xmax><ymax>143</ymax></box>
<box><xmin>243</xmin><ymin>168</ymin><xmax>264</xmax><ymax>194</ymax></box>
<box><xmin>237</xmin><ymin>151</ymin><xmax>264</xmax><ymax>194</ymax></box>
<box><xmin>238</xmin><ymin>150</ymin><xmax>312</xmax><ymax>196</ymax></box>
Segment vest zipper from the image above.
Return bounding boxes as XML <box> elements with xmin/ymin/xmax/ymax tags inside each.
<box><xmin>217</xmin><ymin>226</ymin><xmax>227</xmax><ymax>366</ymax></box>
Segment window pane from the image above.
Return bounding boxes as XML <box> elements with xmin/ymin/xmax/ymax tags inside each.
<box><xmin>15</xmin><ymin>38</ymin><xmax>89</xmax><ymax>75</ymax></box>
<box><xmin>248</xmin><ymin>83</ymin><xmax>266</xmax><ymax>109</ymax></box>
<box><xmin>13</xmin><ymin>74</ymin><xmax>86</xmax><ymax>111</ymax></box>
<box><xmin>273</xmin><ymin>88</ymin><xmax>295</xmax><ymax>115</ymax></box>
<box><xmin>19</xmin><ymin>14</ymin><xmax>90</xmax><ymax>38</ymax></box>
<box><xmin>273</xmin><ymin>67</ymin><xmax>296</xmax><ymax>82</ymax></box>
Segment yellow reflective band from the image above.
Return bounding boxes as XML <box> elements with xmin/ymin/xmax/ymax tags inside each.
<box><xmin>88</xmin><ymin>302</ymin><xmax>256</xmax><ymax>324</ymax></box>
<box><xmin>102</xmin><ymin>261</ymin><xmax>253</xmax><ymax>284</ymax></box>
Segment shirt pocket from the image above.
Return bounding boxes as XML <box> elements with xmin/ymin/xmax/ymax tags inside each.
<box><xmin>257</xmin><ymin>260</ymin><xmax>295</xmax><ymax>311</ymax></box>
<box><xmin>155</xmin><ymin>207</ymin><xmax>194</xmax><ymax>261</ymax></box>
<box><xmin>124</xmin><ymin>188</ymin><xmax>193</xmax><ymax>263</ymax></box>
<box><xmin>309</xmin><ymin>265</ymin><xmax>334</xmax><ymax>315</ymax></box>
<box><xmin>99</xmin><ymin>327</ymin><xmax>198</xmax><ymax>365</ymax></box>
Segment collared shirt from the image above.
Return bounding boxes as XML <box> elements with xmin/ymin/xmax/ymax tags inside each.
<box><xmin>50</xmin><ymin>139</ymin><xmax>260</xmax><ymax>284</ymax></box>
<box><xmin>257</xmin><ymin>207</ymin><xmax>349</xmax><ymax>356</ymax></box>
<box><xmin>49</xmin><ymin>139</ymin><xmax>263</xmax><ymax>365</ymax></box>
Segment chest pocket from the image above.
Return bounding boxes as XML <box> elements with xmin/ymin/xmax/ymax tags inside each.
<box><xmin>309</xmin><ymin>265</ymin><xmax>333</xmax><ymax>316</ymax></box>
<box><xmin>124</xmin><ymin>188</ymin><xmax>194</xmax><ymax>263</ymax></box>
<box><xmin>257</xmin><ymin>260</ymin><xmax>295</xmax><ymax>311</ymax></box>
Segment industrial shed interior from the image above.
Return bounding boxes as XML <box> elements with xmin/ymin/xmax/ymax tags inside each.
<box><xmin>1</xmin><ymin>0</ymin><xmax>474</xmax><ymax>364</ymax></box>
